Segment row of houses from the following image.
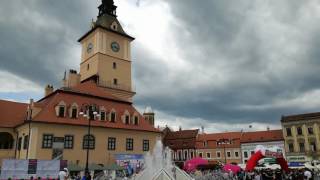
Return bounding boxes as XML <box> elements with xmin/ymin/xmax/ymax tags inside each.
<box><xmin>162</xmin><ymin>111</ymin><xmax>320</xmax><ymax>166</ymax></box>
<box><xmin>162</xmin><ymin>128</ymin><xmax>284</xmax><ymax>166</ymax></box>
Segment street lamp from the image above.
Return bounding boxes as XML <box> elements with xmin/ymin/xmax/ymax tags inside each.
<box><xmin>25</xmin><ymin>105</ymin><xmax>33</xmax><ymax>159</ymax></box>
<box><xmin>216</xmin><ymin>138</ymin><xmax>230</xmax><ymax>164</ymax></box>
<box><xmin>216</xmin><ymin>138</ymin><xmax>240</xmax><ymax>164</ymax></box>
<box><xmin>79</xmin><ymin>103</ymin><xmax>100</xmax><ymax>174</ymax></box>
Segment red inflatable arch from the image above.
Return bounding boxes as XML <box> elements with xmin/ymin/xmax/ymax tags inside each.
<box><xmin>245</xmin><ymin>145</ymin><xmax>289</xmax><ymax>172</ymax></box>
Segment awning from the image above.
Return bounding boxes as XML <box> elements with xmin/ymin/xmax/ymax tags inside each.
<box><xmin>89</xmin><ymin>163</ymin><xmax>105</xmax><ymax>171</ymax></box>
<box><xmin>67</xmin><ymin>163</ymin><xmax>84</xmax><ymax>172</ymax></box>
<box><xmin>104</xmin><ymin>164</ymin><xmax>125</xmax><ymax>170</ymax></box>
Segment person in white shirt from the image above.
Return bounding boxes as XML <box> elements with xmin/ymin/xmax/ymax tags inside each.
<box><xmin>304</xmin><ymin>169</ymin><xmax>312</xmax><ymax>180</ymax></box>
<box><xmin>254</xmin><ymin>172</ymin><xmax>261</xmax><ymax>180</ymax></box>
<box><xmin>58</xmin><ymin>168</ymin><xmax>69</xmax><ymax>180</ymax></box>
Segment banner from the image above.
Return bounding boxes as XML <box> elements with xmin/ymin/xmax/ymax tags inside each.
<box><xmin>0</xmin><ymin>160</ymin><xmax>28</xmax><ymax>179</ymax></box>
<box><xmin>115</xmin><ymin>154</ymin><xmax>144</xmax><ymax>173</ymax></box>
<box><xmin>37</xmin><ymin>160</ymin><xmax>60</xmax><ymax>178</ymax></box>
<box><xmin>1</xmin><ymin>159</ymin><xmax>67</xmax><ymax>179</ymax></box>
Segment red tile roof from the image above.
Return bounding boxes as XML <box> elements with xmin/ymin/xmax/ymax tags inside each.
<box><xmin>31</xmin><ymin>82</ymin><xmax>159</xmax><ymax>132</ymax></box>
<box><xmin>163</xmin><ymin>129</ymin><xmax>199</xmax><ymax>150</ymax></box>
<box><xmin>164</xmin><ymin>129</ymin><xmax>199</xmax><ymax>140</ymax></box>
<box><xmin>0</xmin><ymin>82</ymin><xmax>159</xmax><ymax>132</ymax></box>
<box><xmin>196</xmin><ymin>132</ymin><xmax>242</xmax><ymax>149</ymax></box>
<box><xmin>40</xmin><ymin>81</ymin><xmax>125</xmax><ymax>103</ymax></box>
<box><xmin>240</xmin><ymin>130</ymin><xmax>283</xmax><ymax>143</ymax></box>
<box><xmin>281</xmin><ymin>112</ymin><xmax>320</xmax><ymax>122</ymax></box>
<box><xmin>0</xmin><ymin>100</ymin><xmax>28</xmax><ymax>128</ymax></box>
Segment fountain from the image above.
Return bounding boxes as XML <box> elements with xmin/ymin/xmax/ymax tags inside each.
<box><xmin>133</xmin><ymin>140</ymin><xmax>193</xmax><ymax>180</ymax></box>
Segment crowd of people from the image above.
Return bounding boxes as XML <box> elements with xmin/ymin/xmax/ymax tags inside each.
<box><xmin>190</xmin><ymin>168</ymin><xmax>320</xmax><ymax>180</ymax></box>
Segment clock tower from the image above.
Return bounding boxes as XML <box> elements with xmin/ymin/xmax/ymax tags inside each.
<box><xmin>78</xmin><ymin>0</ymin><xmax>135</xmax><ymax>102</ymax></box>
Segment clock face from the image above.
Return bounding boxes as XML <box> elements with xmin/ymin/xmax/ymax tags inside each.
<box><xmin>87</xmin><ymin>43</ymin><xmax>93</xmax><ymax>53</ymax></box>
<box><xmin>111</xmin><ymin>42</ymin><xmax>120</xmax><ymax>52</ymax></box>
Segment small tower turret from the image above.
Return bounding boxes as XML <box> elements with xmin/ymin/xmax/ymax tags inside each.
<box><xmin>143</xmin><ymin>106</ymin><xmax>155</xmax><ymax>126</ymax></box>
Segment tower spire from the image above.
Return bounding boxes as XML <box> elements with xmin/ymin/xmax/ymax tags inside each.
<box><xmin>98</xmin><ymin>0</ymin><xmax>117</xmax><ymax>17</ymax></box>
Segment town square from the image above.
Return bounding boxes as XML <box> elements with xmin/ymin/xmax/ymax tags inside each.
<box><xmin>0</xmin><ymin>0</ymin><xmax>320</xmax><ymax>179</ymax></box>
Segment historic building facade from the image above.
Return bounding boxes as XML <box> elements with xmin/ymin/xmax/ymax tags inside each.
<box><xmin>281</xmin><ymin>112</ymin><xmax>320</xmax><ymax>162</ymax></box>
<box><xmin>240</xmin><ymin>130</ymin><xmax>284</xmax><ymax>164</ymax></box>
<box><xmin>162</xmin><ymin>128</ymin><xmax>199</xmax><ymax>167</ymax></box>
<box><xmin>0</xmin><ymin>0</ymin><xmax>161</xmax><ymax>167</ymax></box>
<box><xmin>196</xmin><ymin>132</ymin><xmax>242</xmax><ymax>164</ymax></box>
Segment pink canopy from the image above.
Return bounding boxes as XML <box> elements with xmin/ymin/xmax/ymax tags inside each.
<box><xmin>183</xmin><ymin>157</ymin><xmax>208</xmax><ymax>172</ymax></box>
<box><xmin>223</xmin><ymin>164</ymin><xmax>241</xmax><ymax>174</ymax></box>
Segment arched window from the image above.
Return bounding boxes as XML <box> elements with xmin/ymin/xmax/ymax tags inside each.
<box><xmin>0</xmin><ymin>132</ymin><xmax>14</xmax><ymax>149</ymax></box>
<box><xmin>83</xmin><ymin>135</ymin><xmax>95</xmax><ymax>149</ymax></box>
<box><xmin>111</xmin><ymin>21</ymin><xmax>118</xmax><ymax>31</ymax></box>
<box><xmin>55</xmin><ymin>101</ymin><xmax>66</xmax><ymax>118</ymax></box>
<box><xmin>69</xmin><ymin>103</ymin><xmax>78</xmax><ymax>119</ymax></box>
<box><xmin>133</xmin><ymin>116</ymin><xmax>139</xmax><ymax>125</ymax></box>
<box><xmin>125</xmin><ymin>115</ymin><xmax>130</xmax><ymax>124</ymax></box>
<box><xmin>99</xmin><ymin>106</ymin><xmax>106</xmax><ymax>121</ymax></box>
<box><xmin>123</xmin><ymin>110</ymin><xmax>130</xmax><ymax>125</ymax></box>
<box><xmin>110</xmin><ymin>109</ymin><xmax>116</xmax><ymax>123</ymax></box>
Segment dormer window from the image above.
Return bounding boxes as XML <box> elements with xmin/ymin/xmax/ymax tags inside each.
<box><xmin>125</xmin><ymin>115</ymin><xmax>130</xmax><ymax>125</ymax></box>
<box><xmin>58</xmin><ymin>106</ymin><xmax>65</xmax><ymax>117</ymax></box>
<box><xmin>100</xmin><ymin>111</ymin><xmax>106</xmax><ymax>121</ymax></box>
<box><xmin>71</xmin><ymin>108</ymin><xmax>77</xmax><ymax>119</ymax></box>
<box><xmin>134</xmin><ymin>116</ymin><xmax>139</xmax><ymax>125</ymax></box>
<box><xmin>69</xmin><ymin>103</ymin><xmax>78</xmax><ymax>119</ymax></box>
<box><xmin>55</xmin><ymin>101</ymin><xmax>66</xmax><ymax>118</ymax></box>
<box><xmin>111</xmin><ymin>21</ymin><xmax>118</xmax><ymax>31</ymax></box>
<box><xmin>110</xmin><ymin>111</ymin><xmax>116</xmax><ymax>123</ymax></box>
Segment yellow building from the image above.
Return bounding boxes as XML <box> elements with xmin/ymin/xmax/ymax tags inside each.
<box><xmin>281</xmin><ymin>112</ymin><xmax>320</xmax><ymax>162</ymax></box>
<box><xmin>0</xmin><ymin>0</ymin><xmax>161</xmax><ymax>169</ymax></box>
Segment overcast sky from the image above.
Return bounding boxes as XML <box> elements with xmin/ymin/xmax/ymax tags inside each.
<box><xmin>1</xmin><ymin>0</ymin><xmax>320</xmax><ymax>133</ymax></box>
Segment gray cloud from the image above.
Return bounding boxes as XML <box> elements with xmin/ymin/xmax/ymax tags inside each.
<box><xmin>0</xmin><ymin>0</ymin><xmax>98</xmax><ymax>86</ymax></box>
<box><xmin>133</xmin><ymin>0</ymin><xmax>320</xmax><ymax>124</ymax></box>
<box><xmin>1</xmin><ymin>0</ymin><xmax>320</xmax><ymax>128</ymax></box>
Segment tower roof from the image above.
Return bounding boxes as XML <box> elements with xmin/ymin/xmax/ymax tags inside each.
<box><xmin>144</xmin><ymin>106</ymin><xmax>154</xmax><ymax>114</ymax></box>
<box><xmin>98</xmin><ymin>0</ymin><xmax>117</xmax><ymax>17</ymax></box>
<box><xmin>78</xmin><ymin>0</ymin><xmax>134</xmax><ymax>42</ymax></box>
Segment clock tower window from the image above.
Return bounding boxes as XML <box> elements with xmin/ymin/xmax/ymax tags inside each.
<box><xmin>113</xmin><ymin>78</ymin><xmax>118</xmax><ymax>85</ymax></box>
<box><xmin>113</xmin><ymin>62</ymin><xmax>117</xmax><ymax>69</ymax></box>
<box><xmin>87</xmin><ymin>64</ymin><xmax>90</xmax><ymax>70</ymax></box>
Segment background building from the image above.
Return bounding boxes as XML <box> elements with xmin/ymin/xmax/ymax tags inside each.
<box><xmin>162</xmin><ymin>127</ymin><xmax>199</xmax><ymax>168</ymax></box>
<box><xmin>281</xmin><ymin>112</ymin><xmax>320</xmax><ymax>162</ymax></box>
<box><xmin>196</xmin><ymin>132</ymin><xmax>242</xmax><ymax>164</ymax></box>
<box><xmin>240</xmin><ymin>130</ymin><xmax>284</xmax><ymax>164</ymax></box>
<box><xmin>0</xmin><ymin>0</ymin><xmax>161</xmax><ymax>169</ymax></box>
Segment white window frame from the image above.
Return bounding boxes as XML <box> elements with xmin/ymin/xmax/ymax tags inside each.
<box><xmin>206</xmin><ymin>152</ymin><xmax>211</xmax><ymax>159</ymax></box>
<box><xmin>226</xmin><ymin>151</ymin><xmax>232</xmax><ymax>159</ymax></box>
<box><xmin>216</xmin><ymin>151</ymin><xmax>221</xmax><ymax>159</ymax></box>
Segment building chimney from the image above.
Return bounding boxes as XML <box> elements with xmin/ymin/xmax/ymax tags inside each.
<box><xmin>67</xmin><ymin>69</ymin><xmax>81</xmax><ymax>87</ymax></box>
<box><xmin>62</xmin><ymin>69</ymin><xmax>81</xmax><ymax>88</ymax></box>
<box><xmin>179</xmin><ymin>126</ymin><xmax>182</xmax><ymax>131</ymax></box>
<box><xmin>44</xmin><ymin>85</ymin><xmax>54</xmax><ymax>97</ymax></box>
<box><xmin>267</xmin><ymin>126</ymin><xmax>270</xmax><ymax>131</ymax></box>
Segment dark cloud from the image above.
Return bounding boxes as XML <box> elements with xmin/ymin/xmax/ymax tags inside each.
<box><xmin>133</xmin><ymin>0</ymin><xmax>320</xmax><ymax>124</ymax></box>
<box><xmin>1</xmin><ymin>0</ymin><xmax>320</xmax><ymax>127</ymax></box>
<box><xmin>0</xmin><ymin>0</ymin><xmax>99</xmax><ymax>86</ymax></box>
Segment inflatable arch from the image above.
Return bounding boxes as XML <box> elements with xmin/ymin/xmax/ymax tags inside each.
<box><xmin>245</xmin><ymin>145</ymin><xmax>289</xmax><ymax>172</ymax></box>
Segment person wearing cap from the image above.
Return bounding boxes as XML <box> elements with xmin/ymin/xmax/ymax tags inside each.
<box><xmin>58</xmin><ymin>168</ymin><xmax>69</xmax><ymax>180</ymax></box>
